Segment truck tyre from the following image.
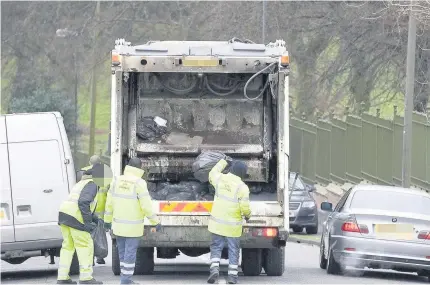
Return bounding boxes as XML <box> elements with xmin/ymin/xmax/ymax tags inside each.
<box><xmin>306</xmin><ymin>225</ymin><xmax>318</xmax><ymax>235</ymax></box>
<box><xmin>112</xmin><ymin>240</ymin><xmax>121</xmax><ymax>276</ymax></box>
<box><xmin>241</xmin><ymin>249</ymin><xmax>262</xmax><ymax>276</ymax></box>
<box><xmin>69</xmin><ymin>253</ymin><xmax>79</xmax><ymax>275</ymax></box>
<box><xmin>263</xmin><ymin>248</ymin><xmax>285</xmax><ymax>276</ymax></box>
<box><xmin>134</xmin><ymin>247</ymin><xmax>154</xmax><ymax>275</ymax></box>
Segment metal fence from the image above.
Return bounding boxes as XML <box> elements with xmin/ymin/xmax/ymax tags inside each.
<box><xmin>290</xmin><ymin>112</ymin><xmax>430</xmax><ymax>191</ymax></box>
<box><xmin>76</xmin><ymin>111</ymin><xmax>430</xmax><ymax>192</ymax></box>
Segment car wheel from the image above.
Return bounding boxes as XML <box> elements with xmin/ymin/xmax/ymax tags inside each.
<box><xmin>241</xmin><ymin>249</ymin><xmax>263</xmax><ymax>276</ymax></box>
<box><xmin>326</xmin><ymin>247</ymin><xmax>342</xmax><ymax>275</ymax></box>
<box><xmin>306</xmin><ymin>225</ymin><xmax>318</xmax><ymax>235</ymax></box>
<box><xmin>292</xmin><ymin>227</ymin><xmax>303</xmax><ymax>233</ymax></box>
<box><xmin>319</xmin><ymin>237</ymin><xmax>327</xmax><ymax>269</ymax></box>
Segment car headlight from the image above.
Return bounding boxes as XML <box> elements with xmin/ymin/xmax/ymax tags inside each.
<box><xmin>302</xmin><ymin>201</ymin><xmax>316</xmax><ymax>208</ymax></box>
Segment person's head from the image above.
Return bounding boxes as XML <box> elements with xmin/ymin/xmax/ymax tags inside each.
<box><xmin>128</xmin><ymin>157</ymin><xmax>142</xmax><ymax>169</ymax></box>
<box><xmin>89</xmin><ymin>155</ymin><xmax>101</xmax><ymax>165</ymax></box>
<box><xmin>229</xmin><ymin>160</ymin><xmax>248</xmax><ymax>180</ymax></box>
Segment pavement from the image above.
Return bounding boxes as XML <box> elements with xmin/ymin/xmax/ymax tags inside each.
<box><xmin>1</xmin><ymin>240</ymin><xmax>427</xmax><ymax>284</ymax></box>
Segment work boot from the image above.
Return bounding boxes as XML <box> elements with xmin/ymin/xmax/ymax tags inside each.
<box><xmin>207</xmin><ymin>268</ymin><xmax>220</xmax><ymax>284</ymax></box>
<box><xmin>57</xmin><ymin>279</ymin><xmax>77</xmax><ymax>284</ymax></box>
<box><xmin>96</xmin><ymin>258</ymin><xmax>105</xmax><ymax>265</ymax></box>
<box><xmin>79</xmin><ymin>279</ymin><xmax>103</xmax><ymax>284</ymax></box>
<box><xmin>227</xmin><ymin>275</ymin><xmax>238</xmax><ymax>284</ymax></box>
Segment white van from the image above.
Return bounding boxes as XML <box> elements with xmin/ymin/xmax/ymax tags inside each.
<box><xmin>1</xmin><ymin>112</ymin><xmax>76</xmax><ymax>265</ymax></box>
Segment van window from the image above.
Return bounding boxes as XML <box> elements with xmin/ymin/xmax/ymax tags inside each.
<box><xmin>8</xmin><ymin>140</ymin><xmax>64</xmax><ymax>189</ymax></box>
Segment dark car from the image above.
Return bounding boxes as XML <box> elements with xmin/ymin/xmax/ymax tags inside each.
<box><xmin>289</xmin><ymin>172</ymin><xmax>318</xmax><ymax>234</ymax></box>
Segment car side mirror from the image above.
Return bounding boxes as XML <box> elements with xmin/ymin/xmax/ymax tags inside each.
<box><xmin>320</xmin><ymin>202</ymin><xmax>333</xmax><ymax>212</ymax></box>
<box><xmin>306</xmin><ymin>184</ymin><xmax>316</xmax><ymax>192</ymax></box>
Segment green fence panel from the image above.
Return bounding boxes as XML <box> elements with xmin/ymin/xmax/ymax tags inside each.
<box><xmin>361</xmin><ymin>114</ymin><xmax>378</xmax><ymax>183</ymax></box>
<box><xmin>427</xmin><ymin>119</ymin><xmax>430</xmax><ymax>190</ymax></box>
<box><xmin>330</xmin><ymin>118</ymin><xmax>346</xmax><ymax>184</ymax></box>
<box><xmin>392</xmin><ymin>116</ymin><xmax>404</xmax><ymax>186</ymax></box>
<box><xmin>300</xmin><ymin>121</ymin><xmax>317</xmax><ymax>184</ymax></box>
<box><xmin>316</xmin><ymin>120</ymin><xmax>332</xmax><ymax>185</ymax></box>
<box><xmin>289</xmin><ymin>118</ymin><xmax>303</xmax><ymax>173</ymax></box>
<box><xmin>411</xmin><ymin>113</ymin><xmax>430</xmax><ymax>189</ymax></box>
<box><xmin>345</xmin><ymin>116</ymin><xmax>362</xmax><ymax>184</ymax></box>
<box><xmin>375</xmin><ymin>116</ymin><xmax>394</xmax><ymax>185</ymax></box>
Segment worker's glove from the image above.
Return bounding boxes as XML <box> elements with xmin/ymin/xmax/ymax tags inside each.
<box><xmin>84</xmin><ymin>222</ymin><xmax>97</xmax><ymax>233</ymax></box>
<box><xmin>244</xmin><ymin>216</ymin><xmax>250</xmax><ymax>223</ymax></box>
<box><xmin>104</xmin><ymin>222</ymin><xmax>112</xmax><ymax>232</ymax></box>
<box><xmin>224</xmin><ymin>155</ymin><xmax>233</xmax><ymax>166</ymax></box>
<box><xmin>92</xmin><ymin>214</ymin><xmax>100</xmax><ymax>223</ymax></box>
<box><xmin>155</xmin><ymin>224</ymin><xmax>162</xmax><ymax>232</ymax></box>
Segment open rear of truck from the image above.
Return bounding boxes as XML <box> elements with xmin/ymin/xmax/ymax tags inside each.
<box><xmin>110</xmin><ymin>38</ymin><xmax>290</xmax><ymax>276</ymax></box>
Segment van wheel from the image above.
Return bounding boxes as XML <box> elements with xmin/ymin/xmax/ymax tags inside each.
<box><xmin>112</xmin><ymin>240</ymin><xmax>120</xmax><ymax>276</ymax></box>
<box><xmin>134</xmin><ymin>247</ymin><xmax>154</xmax><ymax>275</ymax></box>
<box><xmin>263</xmin><ymin>248</ymin><xmax>285</xmax><ymax>276</ymax></box>
<box><xmin>292</xmin><ymin>227</ymin><xmax>303</xmax><ymax>233</ymax></box>
<box><xmin>241</xmin><ymin>249</ymin><xmax>262</xmax><ymax>276</ymax></box>
<box><xmin>306</xmin><ymin>225</ymin><xmax>318</xmax><ymax>235</ymax></box>
<box><xmin>69</xmin><ymin>253</ymin><xmax>79</xmax><ymax>275</ymax></box>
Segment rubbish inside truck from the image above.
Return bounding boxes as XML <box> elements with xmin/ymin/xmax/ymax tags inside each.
<box><xmin>132</xmin><ymin>71</ymin><xmax>278</xmax><ymax>201</ymax></box>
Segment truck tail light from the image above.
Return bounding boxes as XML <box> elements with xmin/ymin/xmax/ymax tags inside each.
<box><xmin>418</xmin><ymin>231</ymin><xmax>430</xmax><ymax>240</ymax></box>
<box><xmin>341</xmin><ymin>222</ymin><xmax>369</xmax><ymax>234</ymax></box>
<box><xmin>252</xmin><ymin>228</ymin><xmax>278</xmax><ymax>237</ymax></box>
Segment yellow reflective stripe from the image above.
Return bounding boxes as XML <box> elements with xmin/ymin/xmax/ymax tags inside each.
<box><xmin>210</xmin><ymin>216</ymin><xmax>242</xmax><ymax>226</ymax></box>
<box><xmin>113</xmin><ymin>218</ymin><xmax>144</xmax><ymax>224</ymax></box>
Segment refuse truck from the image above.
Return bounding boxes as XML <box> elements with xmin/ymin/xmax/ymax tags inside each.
<box><xmin>109</xmin><ymin>38</ymin><xmax>290</xmax><ymax>276</ymax></box>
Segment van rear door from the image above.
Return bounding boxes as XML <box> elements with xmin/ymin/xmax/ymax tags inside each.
<box><xmin>0</xmin><ymin>115</ymin><xmax>15</xmax><ymax>243</ymax></box>
<box><xmin>6</xmin><ymin>113</ymin><xmax>70</xmax><ymax>242</ymax></box>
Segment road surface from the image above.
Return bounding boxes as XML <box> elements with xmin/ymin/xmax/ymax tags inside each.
<box><xmin>1</xmin><ymin>242</ymin><xmax>426</xmax><ymax>284</ymax></box>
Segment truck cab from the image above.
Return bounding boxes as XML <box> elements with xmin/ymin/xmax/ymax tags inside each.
<box><xmin>110</xmin><ymin>38</ymin><xmax>290</xmax><ymax>276</ymax></box>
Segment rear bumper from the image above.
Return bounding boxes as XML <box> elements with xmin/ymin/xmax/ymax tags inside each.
<box><xmin>112</xmin><ymin>226</ymin><xmax>289</xmax><ymax>248</ymax></box>
<box><xmin>331</xmin><ymin>235</ymin><xmax>430</xmax><ymax>271</ymax></box>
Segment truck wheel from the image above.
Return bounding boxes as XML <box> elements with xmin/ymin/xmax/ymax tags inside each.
<box><xmin>112</xmin><ymin>240</ymin><xmax>121</xmax><ymax>276</ymax></box>
<box><xmin>306</xmin><ymin>225</ymin><xmax>318</xmax><ymax>235</ymax></box>
<box><xmin>241</xmin><ymin>249</ymin><xmax>262</xmax><ymax>276</ymax></box>
<box><xmin>69</xmin><ymin>253</ymin><xmax>79</xmax><ymax>275</ymax></box>
<box><xmin>134</xmin><ymin>247</ymin><xmax>154</xmax><ymax>275</ymax></box>
<box><xmin>262</xmin><ymin>248</ymin><xmax>285</xmax><ymax>276</ymax></box>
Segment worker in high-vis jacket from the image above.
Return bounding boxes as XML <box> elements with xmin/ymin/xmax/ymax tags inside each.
<box><xmin>104</xmin><ymin>157</ymin><xmax>161</xmax><ymax>285</ymax></box>
<box><xmin>57</xmin><ymin>166</ymin><xmax>103</xmax><ymax>285</ymax></box>
<box><xmin>80</xmin><ymin>155</ymin><xmax>109</xmax><ymax>265</ymax></box>
<box><xmin>207</xmin><ymin>158</ymin><xmax>251</xmax><ymax>285</ymax></box>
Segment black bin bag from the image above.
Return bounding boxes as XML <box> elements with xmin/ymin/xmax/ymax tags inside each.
<box><xmin>91</xmin><ymin>220</ymin><xmax>108</xmax><ymax>259</ymax></box>
<box><xmin>192</xmin><ymin>151</ymin><xmax>226</xmax><ymax>183</ymax></box>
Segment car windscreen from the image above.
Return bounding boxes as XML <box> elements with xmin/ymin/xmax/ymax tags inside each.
<box><xmin>350</xmin><ymin>190</ymin><xmax>430</xmax><ymax>216</ymax></box>
<box><xmin>289</xmin><ymin>173</ymin><xmax>305</xmax><ymax>190</ymax></box>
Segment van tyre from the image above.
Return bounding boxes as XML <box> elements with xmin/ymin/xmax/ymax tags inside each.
<box><xmin>326</xmin><ymin>247</ymin><xmax>342</xmax><ymax>275</ymax></box>
<box><xmin>262</xmin><ymin>248</ymin><xmax>285</xmax><ymax>276</ymax></box>
<box><xmin>134</xmin><ymin>247</ymin><xmax>154</xmax><ymax>275</ymax></box>
<box><xmin>241</xmin><ymin>249</ymin><xmax>262</xmax><ymax>276</ymax></box>
<box><xmin>306</xmin><ymin>225</ymin><xmax>318</xmax><ymax>235</ymax></box>
<box><xmin>69</xmin><ymin>253</ymin><xmax>79</xmax><ymax>275</ymax></box>
<box><xmin>112</xmin><ymin>240</ymin><xmax>121</xmax><ymax>276</ymax></box>
<box><xmin>292</xmin><ymin>227</ymin><xmax>303</xmax><ymax>233</ymax></box>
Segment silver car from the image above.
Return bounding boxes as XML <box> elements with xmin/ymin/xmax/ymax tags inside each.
<box><xmin>319</xmin><ymin>185</ymin><xmax>430</xmax><ymax>281</ymax></box>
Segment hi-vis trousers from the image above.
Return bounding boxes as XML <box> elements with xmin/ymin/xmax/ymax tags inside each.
<box><xmin>57</xmin><ymin>225</ymin><xmax>94</xmax><ymax>281</ymax></box>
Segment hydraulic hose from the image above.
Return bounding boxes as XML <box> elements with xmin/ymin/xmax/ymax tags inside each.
<box><xmin>243</xmin><ymin>62</ymin><xmax>276</xmax><ymax>101</ymax></box>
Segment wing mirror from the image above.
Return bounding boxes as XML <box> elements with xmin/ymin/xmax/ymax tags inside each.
<box><xmin>305</xmin><ymin>184</ymin><xmax>316</xmax><ymax>192</ymax></box>
<box><xmin>320</xmin><ymin>202</ymin><xmax>333</xmax><ymax>212</ymax></box>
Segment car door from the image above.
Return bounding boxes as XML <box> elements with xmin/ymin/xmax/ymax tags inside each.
<box><xmin>323</xmin><ymin>189</ymin><xmax>352</xmax><ymax>253</ymax></box>
<box><xmin>0</xmin><ymin>116</ymin><xmax>15</xmax><ymax>243</ymax></box>
<box><xmin>6</xmin><ymin>113</ymin><xmax>70</xmax><ymax>242</ymax></box>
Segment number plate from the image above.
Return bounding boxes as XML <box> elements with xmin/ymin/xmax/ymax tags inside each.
<box><xmin>374</xmin><ymin>224</ymin><xmax>414</xmax><ymax>240</ymax></box>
